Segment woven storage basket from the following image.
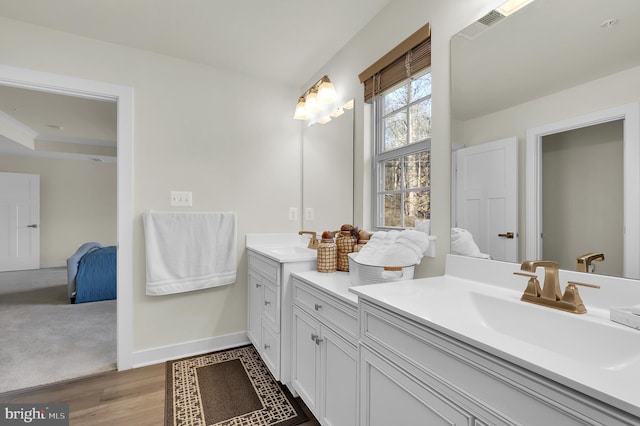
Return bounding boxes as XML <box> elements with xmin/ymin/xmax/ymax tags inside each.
<box><xmin>347</xmin><ymin>253</ymin><xmax>416</xmax><ymax>286</ymax></box>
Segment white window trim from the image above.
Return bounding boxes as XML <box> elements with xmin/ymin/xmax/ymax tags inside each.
<box><xmin>371</xmin><ymin>72</ymin><xmax>432</xmax><ymax>230</ymax></box>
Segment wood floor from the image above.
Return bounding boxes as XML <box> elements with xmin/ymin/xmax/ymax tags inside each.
<box><xmin>0</xmin><ymin>363</ymin><xmax>319</xmax><ymax>425</ymax></box>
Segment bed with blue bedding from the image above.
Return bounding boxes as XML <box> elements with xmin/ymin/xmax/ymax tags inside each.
<box><xmin>66</xmin><ymin>242</ymin><xmax>117</xmax><ymax>304</ymax></box>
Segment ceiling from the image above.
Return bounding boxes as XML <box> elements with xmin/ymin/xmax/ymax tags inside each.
<box><xmin>451</xmin><ymin>0</ymin><xmax>640</xmax><ymax>121</ymax></box>
<box><xmin>0</xmin><ymin>0</ymin><xmax>392</xmax><ymax>160</ymax></box>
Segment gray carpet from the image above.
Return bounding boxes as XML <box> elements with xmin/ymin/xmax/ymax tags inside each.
<box><xmin>0</xmin><ymin>267</ymin><xmax>116</xmax><ymax>393</ymax></box>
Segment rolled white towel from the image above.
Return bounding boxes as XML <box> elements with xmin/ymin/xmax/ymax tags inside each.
<box><xmin>450</xmin><ymin>228</ymin><xmax>491</xmax><ymax>259</ymax></box>
<box><xmin>381</xmin><ymin>229</ymin><xmax>429</xmax><ymax>266</ymax></box>
<box><xmin>355</xmin><ymin>231</ymin><xmax>399</xmax><ymax>265</ymax></box>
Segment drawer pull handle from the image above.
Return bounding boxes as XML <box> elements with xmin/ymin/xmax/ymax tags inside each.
<box><xmin>314</xmin><ymin>303</ymin><xmax>322</xmax><ymax>310</ymax></box>
<box><xmin>315</xmin><ymin>337</ymin><xmax>323</xmax><ymax>345</ymax></box>
<box><xmin>264</xmin><ymin>301</ymin><xmax>271</xmax><ymax>306</ymax></box>
<box><xmin>255</xmin><ymin>283</ymin><xmax>262</xmax><ymax>288</ymax></box>
<box><xmin>264</xmin><ymin>344</ymin><xmax>270</xmax><ymax>350</ymax></box>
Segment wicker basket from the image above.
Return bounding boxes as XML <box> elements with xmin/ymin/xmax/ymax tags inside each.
<box><xmin>336</xmin><ymin>232</ymin><xmax>356</xmax><ymax>272</ymax></box>
<box><xmin>317</xmin><ymin>240</ymin><xmax>337</xmax><ymax>273</ymax></box>
<box><xmin>347</xmin><ymin>253</ymin><xmax>416</xmax><ymax>286</ymax></box>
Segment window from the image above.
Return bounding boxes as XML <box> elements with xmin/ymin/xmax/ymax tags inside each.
<box><xmin>373</xmin><ymin>71</ymin><xmax>431</xmax><ymax>228</ymax></box>
<box><xmin>358</xmin><ymin>23</ymin><xmax>431</xmax><ymax>230</ymax></box>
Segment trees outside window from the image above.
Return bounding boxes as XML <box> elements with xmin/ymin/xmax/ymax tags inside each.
<box><xmin>373</xmin><ymin>71</ymin><xmax>431</xmax><ymax>228</ymax></box>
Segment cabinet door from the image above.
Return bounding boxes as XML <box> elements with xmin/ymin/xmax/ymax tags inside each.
<box><xmin>292</xmin><ymin>306</ymin><xmax>320</xmax><ymax>416</ymax></box>
<box><xmin>320</xmin><ymin>325</ymin><xmax>358</xmax><ymax>426</ymax></box>
<box><xmin>247</xmin><ymin>271</ymin><xmax>263</xmax><ymax>347</ymax></box>
<box><xmin>261</xmin><ymin>322</ymin><xmax>280</xmax><ymax>379</ymax></box>
<box><xmin>360</xmin><ymin>346</ymin><xmax>471</xmax><ymax>426</ymax></box>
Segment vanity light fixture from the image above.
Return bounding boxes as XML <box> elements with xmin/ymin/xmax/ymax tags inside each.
<box><xmin>495</xmin><ymin>0</ymin><xmax>535</xmax><ymax>16</ymax></box>
<box><xmin>293</xmin><ymin>75</ymin><xmax>337</xmax><ymax>120</ymax></box>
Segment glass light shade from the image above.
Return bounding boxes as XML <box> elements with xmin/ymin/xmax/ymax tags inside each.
<box><xmin>317</xmin><ymin>77</ymin><xmax>336</xmax><ymax>104</ymax></box>
<box><xmin>330</xmin><ymin>107</ymin><xmax>344</xmax><ymax>118</ymax></box>
<box><xmin>342</xmin><ymin>99</ymin><xmax>354</xmax><ymax>110</ymax></box>
<box><xmin>293</xmin><ymin>98</ymin><xmax>310</xmax><ymax>120</ymax></box>
<box><xmin>306</xmin><ymin>89</ymin><xmax>319</xmax><ymax>112</ymax></box>
<box><xmin>317</xmin><ymin>115</ymin><xmax>332</xmax><ymax>124</ymax></box>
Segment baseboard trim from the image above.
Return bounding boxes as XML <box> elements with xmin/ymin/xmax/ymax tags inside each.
<box><xmin>40</xmin><ymin>261</ymin><xmax>66</xmax><ymax>269</ymax></box>
<box><xmin>131</xmin><ymin>331</ymin><xmax>250</xmax><ymax>368</ymax></box>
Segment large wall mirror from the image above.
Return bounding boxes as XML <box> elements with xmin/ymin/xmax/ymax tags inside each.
<box><xmin>302</xmin><ymin>103</ymin><xmax>354</xmax><ymax>233</ymax></box>
<box><xmin>451</xmin><ymin>0</ymin><xmax>640</xmax><ymax>278</ymax></box>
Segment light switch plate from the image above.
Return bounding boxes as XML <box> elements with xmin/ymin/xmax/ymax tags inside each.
<box><xmin>171</xmin><ymin>191</ymin><xmax>192</xmax><ymax>207</ymax></box>
<box><xmin>288</xmin><ymin>207</ymin><xmax>298</xmax><ymax>221</ymax></box>
<box><xmin>304</xmin><ymin>207</ymin><xmax>314</xmax><ymax>221</ymax></box>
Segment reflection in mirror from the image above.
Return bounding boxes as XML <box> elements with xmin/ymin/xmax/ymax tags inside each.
<box><xmin>541</xmin><ymin>121</ymin><xmax>623</xmax><ymax>276</ymax></box>
<box><xmin>302</xmin><ymin>102</ymin><xmax>354</xmax><ymax>233</ymax></box>
<box><xmin>450</xmin><ymin>0</ymin><xmax>640</xmax><ymax>278</ymax></box>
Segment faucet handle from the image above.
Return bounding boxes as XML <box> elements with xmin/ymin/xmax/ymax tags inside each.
<box><xmin>513</xmin><ymin>272</ymin><xmax>542</xmax><ymax>298</ymax></box>
<box><xmin>561</xmin><ymin>281</ymin><xmax>600</xmax><ymax>312</ymax></box>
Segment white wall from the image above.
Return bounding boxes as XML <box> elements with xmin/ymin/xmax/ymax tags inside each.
<box><xmin>0</xmin><ymin>16</ymin><xmax>301</xmax><ymax>355</ymax></box>
<box><xmin>0</xmin><ymin>0</ymin><xmax>505</xmax><ymax>360</ymax></box>
<box><xmin>0</xmin><ymin>156</ymin><xmax>117</xmax><ymax>266</ymax></box>
<box><xmin>455</xmin><ymin>65</ymin><xmax>640</xmax><ymax>257</ymax></box>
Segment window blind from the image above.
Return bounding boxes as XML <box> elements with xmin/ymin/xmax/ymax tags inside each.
<box><xmin>358</xmin><ymin>23</ymin><xmax>431</xmax><ymax>103</ymax></box>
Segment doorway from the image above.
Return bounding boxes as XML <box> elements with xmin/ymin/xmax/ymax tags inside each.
<box><xmin>525</xmin><ymin>102</ymin><xmax>640</xmax><ymax>279</ymax></box>
<box><xmin>541</xmin><ymin>121</ymin><xmax>623</xmax><ymax>275</ymax></box>
<box><xmin>0</xmin><ymin>64</ymin><xmax>134</xmax><ymax>372</ymax></box>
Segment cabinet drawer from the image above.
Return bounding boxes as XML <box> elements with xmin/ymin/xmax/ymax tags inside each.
<box><xmin>294</xmin><ymin>282</ymin><xmax>357</xmax><ymax>339</ymax></box>
<box><xmin>262</xmin><ymin>280</ymin><xmax>280</xmax><ymax>331</ymax></box>
<box><xmin>248</xmin><ymin>251</ymin><xmax>279</xmax><ymax>283</ymax></box>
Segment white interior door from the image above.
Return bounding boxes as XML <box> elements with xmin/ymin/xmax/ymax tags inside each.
<box><xmin>455</xmin><ymin>137</ymin><xmax>518</xmax><ymax>262</ymax></box>
<box><xmin>0</xmin><ymin>172</ymin><xmax>40</xmax><ymax>271</ymax></box>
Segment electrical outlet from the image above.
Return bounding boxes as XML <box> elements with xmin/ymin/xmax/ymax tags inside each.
<box><xmin>288</xmin><ymin>207</ymin><xmax>298</xmax><ymax>221</ymax></box>
<box><xmin>304</xmin><ymin>207</ymin><xmax>314</xmax><ymax>221</ymax></box>
<box><xmin>170</xmin><ymin>191</ymin><xmax>192</xmax><ymax>207</ymax></box>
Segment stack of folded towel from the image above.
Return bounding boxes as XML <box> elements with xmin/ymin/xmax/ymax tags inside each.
<box><xmin>354</xmin><ymin>229</ymin><xmax>429</xmax><ymax>267</ymax></box>
<box><xmin>450</xmin><ymin>228</ymin><xmax>491</xmax><ymax>259</ymax></box>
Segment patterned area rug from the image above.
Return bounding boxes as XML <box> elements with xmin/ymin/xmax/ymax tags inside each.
<box><xmin>165</xmin><ymin>344</ymin><xmax>308</xmax><ymax>426</ymax></box>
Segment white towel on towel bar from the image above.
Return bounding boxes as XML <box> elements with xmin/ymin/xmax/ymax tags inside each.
<box><xmin>143</xmin><ymin>210</ymin><xmax>237</xmax><ymax>295</ymax></box>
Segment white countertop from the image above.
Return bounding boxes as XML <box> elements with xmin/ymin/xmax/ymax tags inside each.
<box><xmin>291</xmin><ymin>270</ymin><xmax>358</xmax><ymax>307</ymax></box>
<box><xmin>349</xmin><ymin>255</ymin><xmax>640</xmax><ymax>418</ymax></box>
<box><xmin>246</xmin><ymin>233</ymin><xmax>317</xmax><ymax>263</ymax></box>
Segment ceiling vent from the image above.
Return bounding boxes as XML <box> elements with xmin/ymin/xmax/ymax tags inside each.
<box><xmin>458</xmin><ymin>9</ymin><xmax>505</xmax><ymax>40</ymax></box>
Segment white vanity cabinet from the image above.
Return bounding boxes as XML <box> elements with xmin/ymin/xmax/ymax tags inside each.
<box><xmin>291</xmin><ymin>273</ymin><xmax>358</xmax><ymax>426</ymax></box>
<box><xmin>357</xmin><ymin>298</ymin><xmax>639</xmax><ymax>426</ymax></box>
<box><xmin>246</xmin><ymin>249</ymin><xmax>315</xmax><ymax>385</ymax></box>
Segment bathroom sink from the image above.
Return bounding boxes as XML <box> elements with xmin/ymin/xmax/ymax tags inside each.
<box><xmin>258</xmin><ymin>245</ymin><xmax>317</xmax><ymax>261</ymax></box>
<box><xmin>417</xmin><ymin>290</ymin><xmax>640</xmax><ymax>369</ymax></box>
<box><xmin>268</xmin><ymin>246</ymin><xmax>315</xmax><ymax>255</ymax></box>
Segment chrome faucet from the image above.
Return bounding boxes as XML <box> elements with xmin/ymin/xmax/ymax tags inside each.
<box><xmin>514</xmin><ymin>260</ymin><xmax>600</xmax><ymax>314</ymax></box>
<box><xmin>298</xmin><ymin>231</ymin><xmax>319</xmax><ymax>249</ymax></box>
<box><xmin>576</xmin><ymin>252</ymin><xmax>605</xmax><ymax>273</ymax></box>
